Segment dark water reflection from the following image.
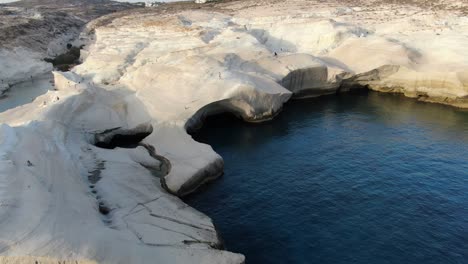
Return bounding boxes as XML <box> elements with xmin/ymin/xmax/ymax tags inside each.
<box><xmin>186</xmin><ymin>92</ymin><xmax>468</xmax><ymax>264</ymax></box>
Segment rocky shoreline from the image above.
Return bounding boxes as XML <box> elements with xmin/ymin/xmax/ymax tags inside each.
<box><xmin>0</xmin><ymin>0</ymin><xmax>467</xmax><ymax>263</ymax></box>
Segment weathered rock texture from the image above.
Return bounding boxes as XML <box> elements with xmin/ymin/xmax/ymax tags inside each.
<box><xmin>0</xmin><ymin>0</ymin><xmax>466</xmax><ymax>263</ymax></box>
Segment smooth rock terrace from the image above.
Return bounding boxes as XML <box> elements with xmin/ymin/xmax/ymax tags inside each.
<box><xmin>0</xmin><ymin>0</ymin><xmax>467</xmax><ymax>263</ymax></box>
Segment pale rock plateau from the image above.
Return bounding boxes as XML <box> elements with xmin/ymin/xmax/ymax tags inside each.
<box><xmin>0</xmin><ymin>0</ymin><xmax>467</xmax><ymax>263</ymax></box>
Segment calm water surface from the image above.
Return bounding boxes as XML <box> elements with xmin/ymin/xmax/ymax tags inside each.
<box><xmin>186</xmin><ymin>92</ymin><xmax>468</xmax><ymax>264</ymax></box>
<box><xmin>0</xmin><ymin>75</ymin><xmax>52</xmax><ymax>113</ymax></box>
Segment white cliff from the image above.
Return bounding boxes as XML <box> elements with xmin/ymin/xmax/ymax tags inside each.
<box><xmin>0</xmin><ymin>0</ymin><xmax>467</xmax><ymax>263</ymax></box>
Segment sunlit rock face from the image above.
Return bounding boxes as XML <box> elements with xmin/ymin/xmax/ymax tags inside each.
<box><xmin>341</xmin><ymin>65</ymin><xmax>468</xmax><ymax>108</ymax></box>
<box><xmin>73</xmin><ymin>1</ymin><xmax>467</xmax><ymax>195</ymax></box>
<box><xmin>0</xmin><ymin>0</ymin><xmax>467</xmax><ymax>263</ymax></box>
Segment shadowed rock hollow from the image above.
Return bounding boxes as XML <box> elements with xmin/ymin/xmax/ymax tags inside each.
<box><xmin>0</xmin><ymin>0</ymin><xmax>466</xmax><ymax>263</ymax></box>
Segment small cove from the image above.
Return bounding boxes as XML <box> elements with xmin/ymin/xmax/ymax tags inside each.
<box><xmin>186</xmin><ymin>91</ymin><xmax>468</xmax><ymax>264</ymax></box>
<box><xmin>0</xmin><ymin>74</ymin><xmax>52</xmax><ymax>113</ymax></box>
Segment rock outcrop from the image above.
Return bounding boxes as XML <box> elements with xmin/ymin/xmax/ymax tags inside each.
<box><xmin>0</xmin><ymin>0</ymin><xmax>467</xmax><ymax>263</ymax></box>
<box><xmin>341</xmin><ymin>65</ymin><xmax>468</xmax><ymax>108</ymax></box>
<box><xmin>0</xmin><ymin>0</ymin><xmax>138</xmax><ymax>93</ymax></box>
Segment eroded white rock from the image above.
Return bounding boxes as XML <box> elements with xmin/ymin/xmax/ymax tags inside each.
<box><xmin>0</xmin><ymin>0</ymin><xmax>467</xmax><ymax>263</ymax></box>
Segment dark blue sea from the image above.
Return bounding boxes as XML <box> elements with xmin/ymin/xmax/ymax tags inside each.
<box><xmin>186</xmin><ymin>92</ymin><xmax>468</xmax><ymax>264</ymax></box>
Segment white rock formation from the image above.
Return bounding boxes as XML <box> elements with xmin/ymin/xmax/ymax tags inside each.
<box><xmin>0</xmin><ymin>1</ymin><xmax>137</xmax><ymax>95</ymax></box>
<box><xmin>0</xmin><ymin>76</ymin><xmax>244</xmax><ymax>263</ymax></box>
<box><xmin>0</xmin><ymin>0</ymin><xmax>467</xmax><ymax>263</ymax></box>
<box><xmin>0</xmin><ymin>48</ymin><xmax>53</xmax><ymax>94</ymax></box>
<box><xmin>145</xmin><ymin>1</ymin><xmax>160</xmax><ymax>7</ymax></box>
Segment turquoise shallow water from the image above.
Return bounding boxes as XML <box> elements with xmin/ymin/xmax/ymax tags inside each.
<box><xmin>186</xmin><ymin>92</ymin><xmax>468</xmax><ymax>264</ymax></box>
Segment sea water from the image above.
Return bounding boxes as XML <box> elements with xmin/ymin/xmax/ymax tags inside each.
<box><xmin>187</xmin><ymin>92</ymin><xmax>468</xmax><ymax>264</ymax></box>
